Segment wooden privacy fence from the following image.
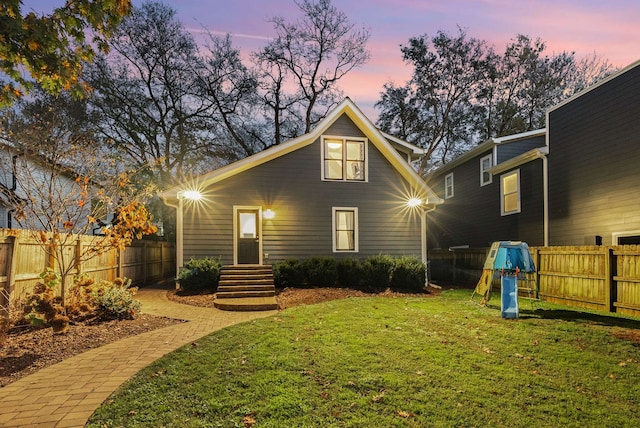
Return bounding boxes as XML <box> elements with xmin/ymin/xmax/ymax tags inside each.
<box><xmin>0</xmin><ymin>229</ymin><xmax>175</xmax><ymax>313</ymax></box>
<box><xmin>429</xmin><ymin>245</ymin><xmax>640</xmax><ymax>317</ymax></box>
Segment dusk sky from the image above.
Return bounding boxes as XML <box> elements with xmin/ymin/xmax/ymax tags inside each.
<box><xmin>22</xmin><ymin>0</ymin><xmax>640</xmax><ymax>118</ymax></box>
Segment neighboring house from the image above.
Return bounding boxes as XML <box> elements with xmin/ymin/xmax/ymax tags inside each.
<box><xmin>547</xmin><ymin>60</ymin><xmax>640</xmax><ymax>245</ymax></box>
<box><xmin>160</xmin><ymin>98</ymin><xmax>443</xmax><ymax>269</ymax></box>
<box><xmin>0</xmin><ymin>139</ymin><xmax>93</xmax><ymax>231</ymax></box>
<box><xmin>425</xmin><ymin>130</ymin><xmax>547</xmax><ymax>249</ymax></box>
<box><xmin>426</xmin><ymin>58</ymin><xmax>640</xmax><ymax>249</ymax></box>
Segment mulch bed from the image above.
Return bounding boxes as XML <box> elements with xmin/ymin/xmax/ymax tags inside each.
<box><xmin>0</xmin><ymin>314</ymin><xmax>183</xmax><ymax>387</ymax></box>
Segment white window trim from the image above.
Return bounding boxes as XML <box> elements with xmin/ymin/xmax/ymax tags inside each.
<box><xmin>332</xmin><ymin>207</ymin><xmax>359</xmax><ymax>252</ymax></box>
<box><xmin>612</xmin><ymin>231</ymin><xmax>640</xmax><ymax>245</ymax></box>
<box><xmin>321</xmin><ymin>135</ymin><xmax>368</xmax><ymax>182</ymax></box>
<box><xmin>500</xmin><ymin>169</ymin><xmax>521</xmax><ymax>216</ymax></box>
<box><xmin>444</xmin><ymin>173</ymin><xmax>454</xmax><ymax>199</ymax></box>
<box><xmin>480</xmin><ymin>154</ymin><xmax>493</xmax><ymax>186</ymax></box>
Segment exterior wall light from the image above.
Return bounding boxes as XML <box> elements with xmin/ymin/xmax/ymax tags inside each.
<box><xmin>263</xmin><ymin>208</ymin><xmax>275</xmax><ymax>219</ymax></box>
<box><xmin>182</xmin><ymin>190</ymin><xmax>202</xmax><ymax>201</ymax></box>
<box><xmin>407</xmin><ymin>197</ymin><xmax>422</xmax><ymax>208</ymax></box>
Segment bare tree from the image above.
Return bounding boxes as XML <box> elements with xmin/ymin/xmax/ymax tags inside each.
<box><xmin>86</xmin><ymin>1</ymin><xmax>214</xmax><ymax>188</ymax></box>
<box><xmin>255</xmin><ymin>0</ymin><xmax>370</xmax><ymax>144</ymax></box>
<box><xmin>198</xmin><ymin>34</ymin><xmax>265</xmax><ymax>160</ymax></box>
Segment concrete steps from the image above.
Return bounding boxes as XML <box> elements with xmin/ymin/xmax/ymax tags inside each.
<box><xmin>214</xmin><ymin>265</ymin><xmax>278</xmax><ymax>311</ymax></box>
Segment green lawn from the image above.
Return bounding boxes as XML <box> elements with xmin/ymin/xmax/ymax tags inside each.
<box><xmin>88</xmin><ymin>290</ymin><xmax>640</xmax><ymax>427</ymax></box>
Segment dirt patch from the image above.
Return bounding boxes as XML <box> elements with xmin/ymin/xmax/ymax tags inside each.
<box><xmin>167</xmin><ymin>288</ymin><xmax>217</xmax><ymax>307</ymax></box>
<box><xmin>0</xmin><ymin>314</ymin><xmax>183</xmax><ymax>387</ymax></box>
<box><xmin>276</xmin><ymin>286</ymin><xmax>439</xmax><ymax>309</ymax></box>
<box><xmin>612</xmin><ymin>329</ymin><xmax>640</xmax><ymax>346</ymax></box>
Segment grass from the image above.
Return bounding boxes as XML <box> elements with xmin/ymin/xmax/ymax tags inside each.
<box><xmin>87</xmin><ymin>290</ymin><xmax>640</xmax><ymax>427</ymax></box>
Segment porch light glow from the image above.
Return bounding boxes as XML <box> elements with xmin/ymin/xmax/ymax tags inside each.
<box><xmin>263</xmin><ymin>208</ymin><xmax>275</xmax><ymax>219</ymax></box>
<box><xmin>407</xmin><ymin>197</ymin><xmax>422</xmax><ymax>208</ymax></box>
<box><xmin>181</xmin><ymin>190</ymin><xmax>202</xmax><ymax>201</ymax></box>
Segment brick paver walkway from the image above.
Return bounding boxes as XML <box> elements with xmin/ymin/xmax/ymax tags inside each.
<box><xmin>0</xmin><ymin>284</ymin><xmax>277</xmax><ymax>427</ymax></box>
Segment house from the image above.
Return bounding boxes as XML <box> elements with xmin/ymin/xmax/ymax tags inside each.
<box><xmin>425</xmin><ymin>129</ymin><xmax>547</xmax><ymax>249</ymax></box>
<box><xmin>0</xmin><ymin>138</ymin><xmax>94</xmax><ymax>231</ymax></box>
<box><xmin>160</xmin><ymin>98</ymin><xmax>442</xmax><ymax>270</ymax></box>
<box><xmin>426</xmin><ymin>58</ymin><xmax>640</xmax><ymax>249</ymax></box>
<box><xmin>547</xmin><ymin>60</ymin><xmax>640</xmax><ymax>245</ymax></box>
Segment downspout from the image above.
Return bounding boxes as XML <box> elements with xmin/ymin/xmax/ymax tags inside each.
<box><xmin>422</xmin><ymin>205</ymin><xmax>438</xmax><ymax>285</ymax></box>
<box><xmin>544</xmin><ymin>109</ymin><xmax>551</xmax><ymax>247</ymax></box>
<box><xmin>542</xmin><ymin>154</ymin><xmax>549</xmax><ymax>247</ymax></box>
<box><xmin>161</xmin><ymin>196</ymin><xmax>182</xmax><ymax>280</ymax></box>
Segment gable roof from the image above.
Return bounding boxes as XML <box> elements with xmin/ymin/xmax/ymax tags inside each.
<box><xmin>160</xmin><ymin>97</ymin><xmax>443</xmax><ymax>207</ymax></box>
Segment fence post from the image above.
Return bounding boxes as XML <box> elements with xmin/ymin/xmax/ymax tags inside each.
<box><xmin>142</xmin><ymin>241</ymin><xmax>148</xmax><ymax>285</ymax></box>
<box><xmin>117</xmin><ymin>247</ymin><xmax>124</xmax><ymax>279</ymax></box>
<box><xmin>450</xmin><ymin>251</ymin><xmax>454</xmax><ymax>284</ymax></box>
<box><xmin>2</xmin><ymin>234</ymin><xmax>19</xmax><ymax>317</ymax></box>
<box><xmin>533</xmin><ymin>247</ymin><xmax>541</xmax><ymax>299</ymax></box>
<box><xmin>604</xmin><ymin>246</ymin><xmax>615</xmax><ymax>313</ymax></box>
<box><xmin>75</xmin><ymin>237</ymin><xmax>83</xmax><ymax>276</ymax></box>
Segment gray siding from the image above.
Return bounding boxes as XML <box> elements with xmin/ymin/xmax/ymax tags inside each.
<box><xmin>496</xmin><ymin>135</ymin><xmax>546</xmax><ymax>163</ymax></box>
<box><xmin>548</xmin><ymin>64</ymin><xmax>640</xmax><ymax>245</ymax></box>
<box><xmin>427</xmin><ymin>148</ymin><xmax>545</xmax><ymax>249</ymax></box>
<box><xmin>183</xmin><ymin>115</ymin><xmax>423</xmax><ymax>265</ymax></box>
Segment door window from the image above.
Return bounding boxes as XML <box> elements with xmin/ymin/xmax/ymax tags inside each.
<box><xmin>239</xmin><ymin>212</ymin><xmax>257</xmax><ymax>238</ymax></box>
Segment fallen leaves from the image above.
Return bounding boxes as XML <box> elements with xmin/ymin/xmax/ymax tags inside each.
<box><xmin>243</xmin><ymin>413</ymin><xmax>256</xmax><ymax>427</ymax></box>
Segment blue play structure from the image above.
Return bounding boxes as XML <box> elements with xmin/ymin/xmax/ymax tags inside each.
<box><xmin>473</xmin><ymin>241</ymin><xmax>536</xmax><ymax>319</ymax></box>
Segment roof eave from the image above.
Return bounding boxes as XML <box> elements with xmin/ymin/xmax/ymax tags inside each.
<box><xmin>488</xmin><ymin>146</ymin><xmax>549</xmax><ymax>175</ymax></box>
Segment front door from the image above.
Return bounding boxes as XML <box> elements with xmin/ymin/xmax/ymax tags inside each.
<box><xmin>236</xmin><ymin>208</ymin><xmax>260</xmax><ymax>264</ymax></box>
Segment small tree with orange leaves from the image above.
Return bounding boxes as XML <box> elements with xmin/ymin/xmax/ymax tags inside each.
<box><xmin>0</xmin><ymin>88</ymin><xmax>157</xmax><ymax>306</ymax></box>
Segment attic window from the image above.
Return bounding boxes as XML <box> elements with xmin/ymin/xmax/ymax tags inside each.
<box><xmin>322</xmin><ymin>137</ymin><xmax>367</xmax><ymax>182</ymax></box>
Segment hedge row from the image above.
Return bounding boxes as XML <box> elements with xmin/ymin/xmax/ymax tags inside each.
<box><xmin>177</xmin><ymin>257</ymin><xmax>222</xmax><ymax>291</ymax></box>
<box><xmin>273</xmin><ymin>255</ymin><xmax>426</xmax><ymax>291</ymax></box>
<box><xmin>177</xmin><ymin>255</ymin><xmax>426</xmax><ymax>292</ymax></box>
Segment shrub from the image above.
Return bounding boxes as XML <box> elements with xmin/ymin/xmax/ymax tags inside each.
<box><xmin>92</xmin><ymin>278</ymin><xmax>141</xmax><ymax>319</ymax></box>
<box><xmin>362</xmin><ymin>254</ymin><xmax>395</xmax><ymax>290</ymax></box>
<box><xmin>66</xmin><ymin>274</ymin><xmax>98</xmax><ymax>319</ymax></box>
<box><xmin>303</xmin><ymin>257</ymin><xmax>338</xmax><ymax>287</ymax></box>
<box><xmin>22</xmin><ymin>269</ymin><xmax>68</xmax><ymax>333</ymax></box>
<box><xmin>177</xmin><ymin>257</ymin><xmax>222</xmax><ymax>292</ymax></box>
<box><xmin>391</xmin><ymin>256</ymin><xmax>426</xmax><ymax>291</ymax></box>
<box><xmin>337</xmin><ymin>257</ymin><xmax>363</xmax><ymax>288</ymax></box>
<box><xmin>273</xmin><ymin>259</ymin><xmax>305</xmax><ymax>288</ymax></box>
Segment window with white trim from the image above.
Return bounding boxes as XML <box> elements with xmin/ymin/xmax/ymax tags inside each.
<box><xmin>613</xmin><ymin>231</ymin><xmax>640</xmax><ymax>245</ymax></box>
<box><xmin>444</xmin><ymin>173</ymin><xmax>454</xmax><ymax>199</ymax></box>
<box><xmin>333</xmin><ymin>207</ymin><xmax>358</xmax><ymax>252</ymax></box>
<box><xmin>322</xmin><ymin>137</ymin><xmax>367</xmax><ymax>181</ymax></box>
<box><xmin>480</xmin><ymin>154</ymin><xmax>493</xmax><ymax>186</ymax></box>
<box><xmin>501</xmin><ymin>170</ymin><xmax>521</xmax><ymax>215</ymax></box>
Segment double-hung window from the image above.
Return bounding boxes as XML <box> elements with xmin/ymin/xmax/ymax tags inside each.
<box><xmin>444</xmin><ymin>173</ymin><xmax>454</xmax><ymax>199</ymax></box>
<box><xmin>333</xmin><ymin>207</ymin><xmax>358</xmax><ymax>252</ymax></box>
<box><xmin>501</xmin><ymin>170</ymin><xmax>521</xmax><ymax>215</ymax></box>
<box><xmin>323</xmin><ymin>137</ymin><xmax>366</xmax><ymax>181</ymax></box>
<box><xmin>480</xmin><ymin>154</ymin><xmax>493</xmax><ymax>186</ymax></box>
